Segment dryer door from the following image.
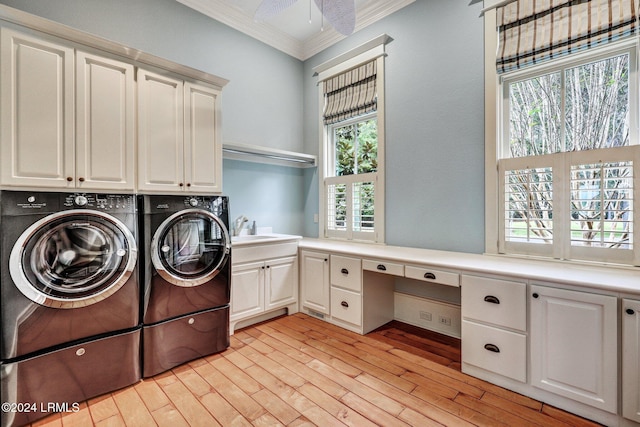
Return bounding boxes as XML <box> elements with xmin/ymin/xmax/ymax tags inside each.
<box><xmin>151</xmin><ymin>209</ymin><xmax>231</xmax><ymax>287</ymax></box>
<box><xmin>9</xmin><ymin>210</ymin><xmax>137</xmax><ymax>308</ymax></box>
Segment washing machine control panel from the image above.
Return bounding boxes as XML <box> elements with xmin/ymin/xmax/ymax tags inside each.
<box><xmin>63</xmin><ymin>194</ymin><xmax>135</xmax><ymax>212</ymax></box>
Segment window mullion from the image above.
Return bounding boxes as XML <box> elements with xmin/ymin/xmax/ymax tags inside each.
<box><xmin>555</xmin><ymin>153</ymin><xmax>568</xmax><ymax>260</ymax></box>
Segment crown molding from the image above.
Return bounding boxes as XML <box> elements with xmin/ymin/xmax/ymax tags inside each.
<box><xmin>177</xmin><ymin>0</ymin><xmax>415</xmax><ymax>61</ymax></box>
<box><xmin>176</xmin><ymin>0</ymin><xmax>306</xmax><ymax>59</ymax></box>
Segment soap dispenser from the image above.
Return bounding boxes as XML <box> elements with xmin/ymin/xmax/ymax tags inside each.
<box><xmin>250</xmin><ymin>221</ymin><xmax>257</xmax><ymax>235</ymax></box>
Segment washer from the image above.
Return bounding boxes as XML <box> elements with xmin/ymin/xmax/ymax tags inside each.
<box><xmin>139</xmin><ymin>194</ymin><xmax>231</xmax><ymax>377</ymax></box>
<box><xmin>0</xmin><ymin>190</ymin><xmax>141</xmax><ymax>427</ymax></box>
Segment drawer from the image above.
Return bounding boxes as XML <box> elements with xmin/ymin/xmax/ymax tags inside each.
<box><xmin>462</xmin><ymin>320</ymin><xmax>526</xmax><ymax>382</ymax></box>
<box><xmin>363</xmin><ymin>259</ymin><xmax>404</xmax><ymax>276</ymax></box>
<box><xmin>405</xmin><ymin>265</ymin><xmax>460</xmax><ymax>287</ymax></box>
<box><xmin>330</xmin><ymin>255</ymin><xmax>362</xmax><ymax>292</ymax></box>
<box><xmin>461</xmin><ymin>275</ymin><xmax>526</xmax><ymax>331</ymax></box>
<box><xmin>331</xmin><ymin>287</ymin><xmax>362</xmax><ymax>327</ymax></box>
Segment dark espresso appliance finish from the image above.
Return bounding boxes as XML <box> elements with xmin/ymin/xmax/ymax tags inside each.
<box><xmin>139</xmin><ymin>194</ymin><xmax>231</xmax><ymax>377</ymax></box>
<box><xmin>0</xmin><ymin>190</ymin><xmax>141</xmax><ymax>427</ymax></box>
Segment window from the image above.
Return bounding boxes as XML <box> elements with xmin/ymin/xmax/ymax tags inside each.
<box><xmin>498</xmin><ymin>47</ymin><xmax>639</xmax><ymax>265</ymax></box>
<box><xmin>326</xmin><ymin>114</ymin><xmax>378</xmax><ymax>240</ymax></box>
<box><xmin>314</xmin><ymin>36</ymin><xmax>388</xmax><ymax>243</ymax></box>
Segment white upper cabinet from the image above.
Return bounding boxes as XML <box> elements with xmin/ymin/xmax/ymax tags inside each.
<box><xmin>1</xmin><ymin>27</ymin><xmax>74</xmax><ymax>188</ymax></box>
<box><xmin>138</xmin><ymin>68</ymin><xmax>222</xmax><ymax>194</ymax></box>
<box><xmin>0</xmin><ymin>27</ymin><xmax>135</xmax><ymax>190</ymax></box>
<box><xmin>76</xmin><ymin>51</ymin><xmax>135</xmax><ymax>190</ymax></box>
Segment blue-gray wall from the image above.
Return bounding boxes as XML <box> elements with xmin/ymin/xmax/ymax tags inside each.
<box><xmin>1</xmin><ymin>0</ymin><xmax>485</xmax><ymax>252</ymax></box>
<box><xmin>302</xmin><ymin>0</ymin><xmax>485</xmax><ymax>252</ymax></box>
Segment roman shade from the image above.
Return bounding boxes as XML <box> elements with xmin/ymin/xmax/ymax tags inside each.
<box><xmin>496</xmin><ymin>0</ymin><xmax>640</xmax><ymax>73</ymax></box>
<box><xmin>322</xmin><ymin>60</ymin><xmax>377</xmax><ymax>125</ymax></box>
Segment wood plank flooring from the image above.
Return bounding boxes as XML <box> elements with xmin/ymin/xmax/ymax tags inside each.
<box><xmin>31</xmin><ymin>313</ymin><xmax>602</xmax><ymax>427</ymax></box>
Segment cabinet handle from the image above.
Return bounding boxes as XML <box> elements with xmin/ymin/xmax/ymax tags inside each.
<box><xmin>626</xmin><ymin>308</ymin><xmax>636</xmax><ymax>315</ymax></box>
<box><xmin>324</xmin><ymin>258</ymin><xmax>328</xmax><ymax>262</ymax></box>
<box><xmin>341</xmin><ymin>301</ymin><xmax>349</xmax><ymax>308</ymax></box>
<box><xmin>377</xmin><ymin>264</ymin><xmax>387</xmax><ymax>271</ymax></box>
<box><xmin>78</xmin><ymin>177</ymin><xmax>85</xmax><ymax>182</ymax></box>
<box><xmin>66</xmin><ymin>177</ymin><xmax>73</xmax><ymax>182</ymax></box>
<box><xmin>341</xmin><ymin>268</ymin><xmax>349</xmax><ymax>275</ymax></box>
<box><xmin>423</xmin><ymin>272</ymin><xmax>436</xmax><ymax>280</ymax></box>
<box><xmin>484</xmin><ymin>295</ymin><xmax>500</xmax><ymax>304</ymax></box>
<box><xmin>532</xmin><ymin>293</ymin><xmax>539</xmax><ymax>299</ymax></box>
<box><xmin>187</xmin><ymin>183</ymin><xmax>191</xmax><ymax>187</ymax></box>
<box><xmin>266</xmin><ymin>265</ymin><xmax>270</xmax><ymax>269</ymax></box>
<box><xmin>484</xmin><ymin>343</ymin><xmax>500</xmax><ymax>353</ymax></box>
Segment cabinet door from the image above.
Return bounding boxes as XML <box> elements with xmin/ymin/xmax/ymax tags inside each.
<box><xmin>530</xmin><ymin>285</ymin><xmax>617</xmax><ymax>413</ymax></box>
<box><xmin>623</xmin><ymin>299</ymin><xmax>640</xmax><ymax>422</ymax></box>
<box><xmin>137</xmin><ymin>69</ymin><xmax>184</xmax><ymax>192</ymax></box>
<box><xmin>76</xmin><ymin>51</ymin><xmax>134</xmax><ymax>190</ymax></box>
<box><xmin>265</xmin><ymin>256</ymin><xmax>298</xmax><ymax>311</ymax></box>
<box><xmin>300</xmin><ymin>251</ymin><xmax>330</xmax><ymax>315</ymax></box>
<box><xmin>184</xmin><ymin>82</ymin><xmax>222</xmax><ymax>193</ymax></box>
<box><xmin>1</xmin><ymin>27</ymin><xmax>74</xmax><ymax>187</ymax></box>
<box><xmin>230</xmin><ymin>261</ymin><xmax>264</xmax><ymax>320</ymax></box>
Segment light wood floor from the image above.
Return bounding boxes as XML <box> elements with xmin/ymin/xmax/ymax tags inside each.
<box><xmin>31</xmin><ymin>313</ymin><xmax>601</xmax><ymax>427</ymax></box>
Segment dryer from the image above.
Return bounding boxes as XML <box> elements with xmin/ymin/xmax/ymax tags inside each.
<box><xmin>0</xmin><ymin>190</ymin><xmax>141</xmax><ymax>427</ymax></box>
<box><xmin>139</xmin><ymin>194</ymin><xmax>231</xmax><ymax>377</ymax></box>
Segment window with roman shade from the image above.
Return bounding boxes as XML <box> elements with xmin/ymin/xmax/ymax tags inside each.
<box><xmin>496</xmin><ymin>0</ymin><xmax>639</xmax><ymax>73</ymax></box>
<box><xmin>315</xmin><ymin>36</ymin><xmax>388</xmax><ymax>243</ymax></box>
<box><xmin>322</xmin><ymin>60</ymin><xmax>377</xmax><ymax>124</ymax></box>
<box><xmin>488</xmin><ymin>0</ymin><xmax>640</xmax><ymax>265</ymax></box>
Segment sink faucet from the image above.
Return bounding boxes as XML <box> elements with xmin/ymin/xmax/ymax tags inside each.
<box><xmin>233</xmin><ymin>215</ymin><xmax>248</xmax><ymax>236</ymax></box>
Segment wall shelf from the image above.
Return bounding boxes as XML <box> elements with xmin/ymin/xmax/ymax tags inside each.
<box><xmin>223</xmin><ymin>142</ymin><xmax>317</xmax><ymax>168</ymax></box>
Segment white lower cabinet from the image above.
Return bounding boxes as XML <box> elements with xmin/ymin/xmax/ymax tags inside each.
<box><xmin>300</xmin><ymin>250</ymin><xmax>330</xmax><ymax>315</ymax></box>
<box><xmin>623</xmin><ymin>298</ymin><xmax>640</xmax><ymax>423</ymax></box>
<box><xmin>230</xmin><ymin>253</ymin><xmax>298</xmax><ymax>334</ymax></box>
<box><xmin>530</xmin><ymin>285</ymin><xmax>618</xmax><ymax>414</ymax></box>
<box><xmin>461</xmin><ymin>275</ymin><xmax>527</xmax><ymax>382</ymax></box>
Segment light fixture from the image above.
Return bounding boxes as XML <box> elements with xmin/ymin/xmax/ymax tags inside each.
<box><xmin>254</xmin><ymin>0</ymin><xmax>356</xmax><ymax>35</ymax></box>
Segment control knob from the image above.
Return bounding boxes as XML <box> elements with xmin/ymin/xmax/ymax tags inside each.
<box><xmin>74</xmin><ymin>195</ymin><xmax>88</xmax><ymax>207</ymax></box>
<box><xmin>189</xmin><ymin>198</ymin><xmax>199</xmax><ymax>207</ymax></box>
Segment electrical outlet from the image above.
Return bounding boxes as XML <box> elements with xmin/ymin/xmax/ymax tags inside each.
<box><xmin>419</xmin><ymin>311</ymin><xmax>432</xmax><ymax>321</ymax></box>
<box><xmin>438</xmin><ymin>316</ymin><xmax>452</xmax><ymax>326</ymax></box>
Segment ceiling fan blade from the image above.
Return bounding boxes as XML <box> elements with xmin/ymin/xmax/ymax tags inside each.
<box><xmin>313</xmin><ymin>0</ymin><xmax>355</xmax><ymax>35</ymax></box>
<box><xmin>254</xmin><ymin>0</ymin><xmax>300</xmax><ymax>22</ymax></box>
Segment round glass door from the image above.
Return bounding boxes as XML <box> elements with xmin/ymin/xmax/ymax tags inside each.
<box><xmin>151</xmin><ymin>209</ymin><xmax>230</xmax><ymax>287</ymax></box>
<box><xmin>9</xmin><ymin>210</ymin><xmax>137</xmax><ymax>308</ymax></box>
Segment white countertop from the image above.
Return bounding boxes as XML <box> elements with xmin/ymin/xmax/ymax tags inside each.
<box><xmin>231</xmin><ymin>233</ymin><xmax>302</xmax><ymax>247</ymax></box>
<box><xmin>299</xmin><ymin>238</ymin><xmax>640</xmax><ymax>295</ymax></box>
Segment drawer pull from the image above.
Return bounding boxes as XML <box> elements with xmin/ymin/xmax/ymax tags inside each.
<box><xmin>377</xmin><ymin>264</ymin><xmax>387</xmax><ymax>271</ymax></box>
<box><xmin>484</xmin><ymin>295</ymin><xmax>500</xmax><ymax>304</ymax></box>
<box><xmin>484</xmin><ymin>343</ymin><xmax>500</xmax><ymax>353</ymax></box>
<box><xmin>532</xmin><ymin>293</ymin><xmax>539</xmax><ymax>299</ymax></box>
<box><xmin>341</xmin><ymin>268</ymin><xmax>349</xmax><ymax>275</ymax></box>
<box><xmin>423</xmin><ymin>272</ymin><xmax>436</xmax><ymax>280</ymax></box>
<box><xmin>341</xmin><ymin>301</ymin><xmax>349</xmax><ymax>308</ymax></box>
<box><xmin>626</xmin><ymin>308</ymin><xmax>636</xmax><ymax>315</ymax></box>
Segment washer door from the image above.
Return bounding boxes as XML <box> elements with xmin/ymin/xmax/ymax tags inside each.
<box><xmin>151</xmin><ymin>209</ymin><xmax>230</xmax><ymax>287</ymax></box>
<box><xmin>9</xmin><ymin>210</ymin><xmax>137</xmax><ymax>309</ymax></box>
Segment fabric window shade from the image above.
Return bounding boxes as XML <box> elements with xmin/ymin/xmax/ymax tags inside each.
<box><xmin>496</xmin><ymin>0</ymin><xmax>639</xmax><ymax>73</ymax></box>
<box><xmin>323</xmin><ymin>60</ymin><xmax>377</xmax><ymax>125</ymax></box>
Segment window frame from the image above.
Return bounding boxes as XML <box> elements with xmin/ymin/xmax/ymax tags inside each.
<box><xmin>485</xmin><ymin>9</ymin><xmax>640</xmax><ymax>266</ymax></box>
<box><xmin>314</xmin><ymin>38</ymin><xmax>387</xmax><ymax>244</ymax></box>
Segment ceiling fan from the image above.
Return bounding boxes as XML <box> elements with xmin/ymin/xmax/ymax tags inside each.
<box><xmin>254</xmin><ymin>0</ymin><xmax>356</xmax><ymax>35</ymax></box>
